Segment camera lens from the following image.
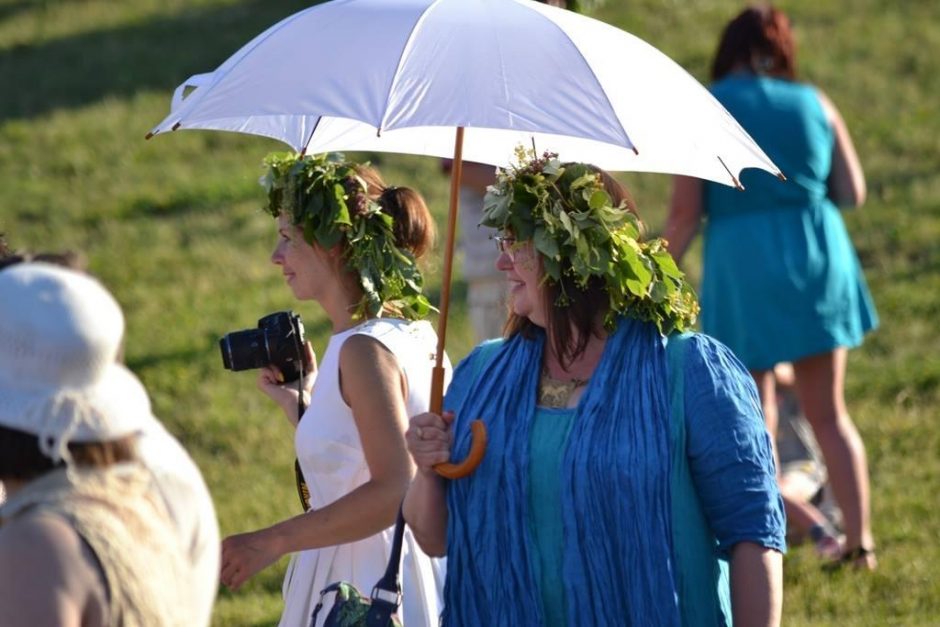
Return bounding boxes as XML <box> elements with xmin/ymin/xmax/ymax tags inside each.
<box><xmin>219</xmin><ymin>328</ymin><xmax>271</xmax><ymax>371</ymax></box>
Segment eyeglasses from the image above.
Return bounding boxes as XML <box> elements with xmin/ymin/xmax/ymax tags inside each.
<box><xmin>493</xmin><ymin>234</ymin><xmax>517</xmax><ymax>258</ymax></box>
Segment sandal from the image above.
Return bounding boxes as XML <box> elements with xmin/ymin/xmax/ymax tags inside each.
<box><xmin>823</xmin><ymin>545</ymin><xmax>877</xmax><ymax>572</ymax></box>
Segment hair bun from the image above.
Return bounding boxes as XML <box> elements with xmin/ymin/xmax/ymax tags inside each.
<box><xmin>377</xmin><ymin>185</ymin><xmax>435</xmax><ymax>259</ymax></box>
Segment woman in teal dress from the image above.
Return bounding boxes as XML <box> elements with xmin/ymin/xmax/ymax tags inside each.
<box><xmin>665</xmin><ymin>5</ymin><xmax>877</xmax><ymax>569</ymax></box>
<box><xmin>404</xmin><ymin>151</ymin><xmax>786</xmax><ymax>626</ymax></box>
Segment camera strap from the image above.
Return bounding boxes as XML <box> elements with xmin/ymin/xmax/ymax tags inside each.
<box><xmin>294</xmin><ymin>363</ymin><xmax>312</xmax><ymax>511</ymax></box>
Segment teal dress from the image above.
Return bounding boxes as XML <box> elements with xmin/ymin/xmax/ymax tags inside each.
<box><xmin>702</xmin><ymin>75</ymin><xmax>878</xmax><ymax>370</ymax></box>
<box><xmin>529</xmin><ymin>407</ymin><xmax>576</xmax><ymax>626</ymax></box>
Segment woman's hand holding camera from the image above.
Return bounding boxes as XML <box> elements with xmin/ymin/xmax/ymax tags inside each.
<box><xmin>257</xmin><ymin>341</ymin><xmax>317</xmax><ymax>426</ymax></box>
<box><xmin>406</xmin><ymin>411</ymin><xmax>455</xmax><ymax>476</ymax></box>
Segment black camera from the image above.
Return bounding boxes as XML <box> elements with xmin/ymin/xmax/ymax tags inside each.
<box><xmin>219</xmin><ymin>311</ymin><xmax>306</xmax><ymax>383</ymax></box>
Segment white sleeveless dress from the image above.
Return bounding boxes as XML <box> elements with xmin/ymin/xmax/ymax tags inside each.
<box><xmin>279</xmin><ymin>318</ymin><xmax>449</xmax><ymax>627</ymax></box>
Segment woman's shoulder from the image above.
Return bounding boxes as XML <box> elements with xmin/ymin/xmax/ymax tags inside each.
<box><xmin>667</xmin><ymin>331</ymin><xmax>752</xmax><ymax>386</ymax></box>
<box><xmin>339</xmin><ymin>318</ymin><xmax>445</xmax><ymax>381</ymax></box>
<box><xmin>343</xmin><ymin>318</ymin><xmax>437</xmax><ymax>354</ymax></box>
<box><xmin>471</xmin><ymin>337</ymin><xmax>506</xmax><ymax>354</ymax></box>
<box><xmin>457</xmin><ymin>338</ymin><xmax>505</xmax><ymax>371</ymax></box>
<box><xmin>711</xmin><ymin>74</ymin><xmax>817</xmax><ymax>97</ymax></box>
<box><xmin>0</xmin><ymin>510</ymin><xmax>110</xmax><ymax>622</ymax></box>
<box><xmin>666</xmin><ymin>330</ymin><xmax>721</xmax><ymax>357</ymax></box>
<box><xmin>444</xmin><ymin>338</ymin><xmax>505</xmax><ymax>407</ymax></box>
<box><xmin>0</xmin><ymin>508</ymin><xmax>81</xmax><ymax>554</ymax></box>
<box><xmin>352</xmin><ymin>317</ymin><xmax>436</xmax><ymax>341</ymax></box>
<box><xmin>0</xmin><ymin>508</ymin><xmax>98</xmax><ymax>577</ymax></box>
<box><xmin>764</xmin><ymin>77</ymin><xmax>825</xmax><ymax>109</ymax></box>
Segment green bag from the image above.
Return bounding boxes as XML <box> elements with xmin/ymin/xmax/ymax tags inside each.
<box><xmin>309</xmin><ymin>509</ymin><xmax>405</xmax><ymax>627</ymax></box>
<box><xmin>310</xmin><ymin>582</ymin><xmax>403</xmax><ymax>627</ymax></box>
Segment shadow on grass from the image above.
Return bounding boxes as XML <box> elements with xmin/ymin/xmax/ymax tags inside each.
<box><xmin>0</xmin><ymin>0</ymin><xmax>320</xmax><ymax>123</ymax></box>
<box><xmin>117</xmin><ymin>185</ymin><xmax>259</xmax><ymax>221</ymax></box>
<box><xmin>0</xmin><ymin>1</ymin><xmax>35</xmax><ymax>24</ymax></box>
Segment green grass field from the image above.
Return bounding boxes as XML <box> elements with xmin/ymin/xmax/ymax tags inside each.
<box><xmin>2</xmin><ymin>0</ymin><xmax>938</xmax><ymax>624</ymax></box>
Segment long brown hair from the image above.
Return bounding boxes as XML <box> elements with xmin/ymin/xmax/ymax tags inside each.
<box><xmin>711</xmin><ymin>5</ymin><xmax>797</xmax><ymax>81</ymax></box>
<box><xmin>503</xmin><ymin>168</ymin><xmax>637</xmax><ymax>369</ymax></box>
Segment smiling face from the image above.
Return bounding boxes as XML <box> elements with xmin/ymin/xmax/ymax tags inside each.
<box><xmin>270</xmin><ymin>213</ymin><xmax>334</xmax><ymax>301</ymax></box>
<box><xmin>495</xmin><ymin>236</ymin><xmax>547</xmax><ymax>328</ymax></box>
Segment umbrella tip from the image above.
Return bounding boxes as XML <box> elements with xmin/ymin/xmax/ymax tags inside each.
<box><xmin>632</xmin><ymin>146</ymin><xmax>639</xmax><ymax>156</ymax></box>
<box><xmin>777</xmin><ymin>171</ymin><xmax>787</xmax><ymax>182</ymax></box>
<box><xmin>144</xmin><ymin>131</ymin><xmax>154</xmax><ymax>140</ymax></box>
<box><xmin>716</xmin><ymin>155</ymin><xmax>744</xmax><ymax>190</ymax></box>
<box><xmin>171</xmin><ymin>122</ymin><xmax>181</xmax><ymax>132</ymax></box>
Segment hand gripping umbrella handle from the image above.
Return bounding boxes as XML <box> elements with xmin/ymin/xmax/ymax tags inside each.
<box><xmin>434</xmin><ymin>419</ymin><xmax>487</xmax><ymax>480</ymax></box>
<box><xmin>429</xmin><ymin>365</ymin><xmax>487</xmax><ymax>479</ymax></box>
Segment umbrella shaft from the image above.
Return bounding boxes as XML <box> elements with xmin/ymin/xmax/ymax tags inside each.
<box><xmin>431</xmin><ymin>127</ymin><xmax>464</xmax><ymax>413</ymax></box>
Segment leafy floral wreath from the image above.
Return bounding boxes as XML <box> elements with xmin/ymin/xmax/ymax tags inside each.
<box><xmin>481</xmin><ymin>148</ymin><xmax>699</xmax><ymax>334</ymax></box>
<box><xmin>260</xmin><ymin>151</ymin><xmax>433</xmax><ymax>321</ymax></box>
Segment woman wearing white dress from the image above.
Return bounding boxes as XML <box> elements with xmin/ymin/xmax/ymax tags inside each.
<box><xmin>220</xmin><ymin>152</ymin><xmax>448</xmax><ymax>626</ymax></box>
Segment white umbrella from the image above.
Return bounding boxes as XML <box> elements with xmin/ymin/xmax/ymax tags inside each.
<box><xmin>149</xmin><ymin>0</ymin><xmax>777</xmax><ymax>184</ymax></box>
<box><xmin>147</xmin><ymin>0</ymin><xmax>782</xmax><ymax>476</ymax></box>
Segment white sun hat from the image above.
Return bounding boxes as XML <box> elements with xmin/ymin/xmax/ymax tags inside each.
<box><xmin>0</xmin><ymin>263</ymin><xmax>151</xmax><ymax>462</ymax></box>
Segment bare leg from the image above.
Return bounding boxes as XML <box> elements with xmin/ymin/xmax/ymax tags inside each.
<box><xmin>792</xmin><ymin>348</ymin><xmax>875</xmax><ymax>568</ymax></box>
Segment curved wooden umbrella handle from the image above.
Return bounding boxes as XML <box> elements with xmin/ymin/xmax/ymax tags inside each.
<box><xmin>433</xmin><ymin>419</ymin><xmax>487</xmax><ymax>479</ymax></box>
<box><xmin>428</xmin><ymin>363</ymin><xmax>487</xmax><ymax>479</ymax></box>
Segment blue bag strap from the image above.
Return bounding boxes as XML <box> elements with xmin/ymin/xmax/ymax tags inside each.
<box><xmin>666</xmin><ymin>332</ymin><xmax>691</xmax><ymax>417</ymax></box>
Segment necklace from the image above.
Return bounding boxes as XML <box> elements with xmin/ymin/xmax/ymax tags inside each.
<box><xmin>538</xmin><ymin>369</ymin><xmax>589</xmax><ymax>409</ymax></box>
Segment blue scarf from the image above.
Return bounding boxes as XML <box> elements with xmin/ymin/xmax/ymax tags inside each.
<box><xmin>444</xmin><ymin>318</ymin><xmax>680</xmax><ymax>626</ymax></box>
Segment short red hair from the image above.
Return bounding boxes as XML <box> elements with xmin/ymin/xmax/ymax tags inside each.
<box><xmin>711</xmin><ymin>4</ymin><xmax>797</xmax><ymax>81</ymax></box>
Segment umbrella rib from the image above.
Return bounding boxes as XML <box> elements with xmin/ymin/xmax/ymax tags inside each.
<box><xmin>299</xmin><ymin>116</ymin><xmax>323</xmax><ymax>157</ymax></box>
<box><xmin>717</xmin><ymin>155</ymin><xmax>744</xmax><ymax>191</ymax></box>
<box><xmin>377</xmin><ymin>0</ymin><xmax>447</xmax><ymax>133</ymax></box>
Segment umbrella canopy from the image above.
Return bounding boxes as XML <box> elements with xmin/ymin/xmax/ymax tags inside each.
<box><xmin>148</xmin><ymin>0</ymin><xmax>780</xmax><ymax>186</ymax></box>
<box><xmin>148</xmin><ymin>0</ymin><xmax>783</xmax><ymax>477</ymax></box>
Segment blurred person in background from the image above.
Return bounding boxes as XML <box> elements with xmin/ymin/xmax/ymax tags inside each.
<box><xmin>665</xmin><ymin>4</ymin><xmax>877</xmax><ymax>569</ymax></box>
<box><xmin>219</xmin><ymin>152</ymin><xmax>448</xmax><ymax>626</ymax></box>
<box><xmin>442</xmin><ymin>157</ymin><xmax>505</xmax><ymax>341</ymax></box>
<box><xmin>0</xmin><ymin>263</ymin><xmax>213</xmax><ymax>625</ymax></box>
<box><xmin>0</xmin><ymin>245</ymin><xmax>220</xmax><ymax>625</ymax></box>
